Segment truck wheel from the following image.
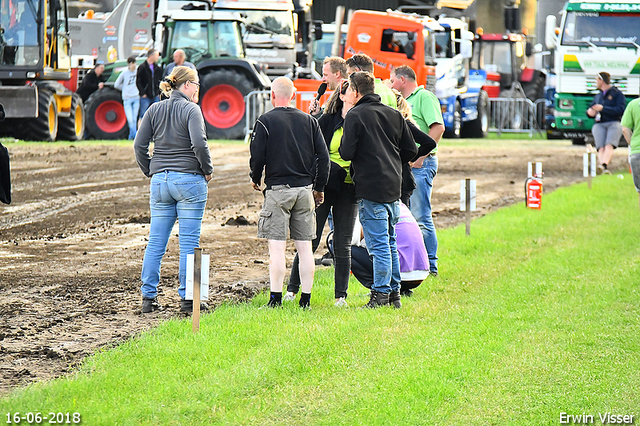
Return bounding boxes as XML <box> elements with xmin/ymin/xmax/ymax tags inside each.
<box><xmin>523</xmin><ymin>71</ymin><xmax>546</xmax><ymax>102</ymax></box>
<box><xmin>199</xmin><ymin>69</ymin><xmax>253</xmax><ymax>140</ymax></box>
<box><xmin>58</xmin><ymin>93</ymin><xmax>85</xmax><ymax>141</ymax></box>
<box><xmin>22</xmin><ymin>89</ymin><xmax>58</xmax><ymax>141</ymax></box>
<box><xmin>85</xmin><ymin>89</ymin><xmax>129</xmax><ymax>140</ymax></box>
<box><xmin>444</xmin><ymin>101</ymin><xmax>462</xmax><ymax>139</ymax></box>
<box><xmin>462</xmin><ymin>91</ymin><xmax>489</xmax><ymax>138</ymax></box>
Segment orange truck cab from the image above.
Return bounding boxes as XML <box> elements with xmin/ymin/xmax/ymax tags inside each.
<box><xmin>343</xmin><ymin>10</ymin><xmax>438</xmax><ymax>92</ymax></box>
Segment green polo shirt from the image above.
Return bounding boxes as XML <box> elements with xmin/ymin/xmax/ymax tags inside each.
<box><xmin>374</xmin><ymin>78</ymin><xmax>397</xmax><ymax>109</ymax></box>
<box><xmin>406</xmin><ymin>86</ymin><xmax>443</xmax><ymax>154</ymax></box>
<box><xmin>622</xmin><ymin>98</ymin><xmax>640</xmax><ymax>155</ymax></box>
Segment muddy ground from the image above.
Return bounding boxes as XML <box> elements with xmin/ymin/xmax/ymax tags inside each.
<box><xmin>0</xmin><ymin>138</ymin><xmax>630</xmax><ymax>395</ymax></box>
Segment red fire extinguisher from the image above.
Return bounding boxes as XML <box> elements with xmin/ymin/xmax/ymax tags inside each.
<box><xmin>525</xmin><ymin>174</ymin><xmax>543</xmax><ymax>209</ymax></box>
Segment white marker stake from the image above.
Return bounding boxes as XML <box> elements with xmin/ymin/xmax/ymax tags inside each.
<box><xmin>584</xmin><ymin>152</ymin><xmax>596</xmax><ymax>189</ymax></box>
<box><xmin>460</xmin><ymin>179</ymin><xmax>476</xmax><ymax>236</ymax></box>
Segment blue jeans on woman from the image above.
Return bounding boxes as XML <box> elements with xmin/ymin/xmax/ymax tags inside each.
<box><xmin>141</xmin><ymin>171</ymin><xmax>208</xmax><ymax>300</ymax></box>
<box><xmin>123</xmin><ymin>97</ymin><xmax>140</xmax><ymax>140</ymax></box>
<box><xmin>358</xmin><ymin>199</ymin><xmax>401</xmax><ymax>294</ymax></box>
<box><xmin>409</xmin><ymin>155</ymin><xmax>438</xmax><ymax>274</ymax></box>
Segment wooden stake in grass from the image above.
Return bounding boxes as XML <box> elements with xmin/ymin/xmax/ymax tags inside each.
<box><xmin>460</xmin><ymin>178</ymin><xmax>476</xmax><ymax>236</ymax></box>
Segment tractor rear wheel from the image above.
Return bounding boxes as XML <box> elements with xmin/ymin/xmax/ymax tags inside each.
<box><xmin>85</xmin><ymin>89</ymin><xmax>129</xmax><ymax>140</ymax></box>
<box><xmin>199</xmin><ymin>69</ymin><xmax>254</xmax><ymax>140</ymax></box>
<box><xmin>22</xmin><ymin>89</ymin><xmax>58</xmax><ymax>141</ymax></box>
<box><xmin>444</xmin><ymin>101</ymin><xmax>462</xmax><ymax>139</ymax></box>
<box><xmin>462</xmin><ymin>91</ymin><xmax>489</xmax><ymax>138</ymax></box>
<box><xmin>58</xmin><ymin>93</ymin><xmax>85</xmax><ymax>141</ymax></box>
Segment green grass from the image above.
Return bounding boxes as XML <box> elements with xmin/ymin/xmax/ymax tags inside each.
<box><xmin>1</xmin><ymin>175</ymin><xmax>639</xmax><ymax>425</ymax></box>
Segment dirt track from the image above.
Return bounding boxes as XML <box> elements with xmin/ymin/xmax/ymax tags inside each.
<box><xmin>0</xmin><ymin>138</ymin><xmax>629</xmax><ymax>395</ymax></box>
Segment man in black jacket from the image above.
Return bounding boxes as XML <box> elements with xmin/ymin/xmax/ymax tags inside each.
<box><xmin>250</xmin><ymin>77</ymin><xmax>330</xmax><ymax>309</ymax></box>
<box><xmin>76</xmin><ymin>61</ymin><xmax>106</xmax><ymax>102</ymax></box>
<box><xmin>339</xmin><ymin>72</ymin><xmax>417</xmax><ymax>309</ymax></box>
<box><xmin>136</xmin><ymin>49</ymin><xmax>163</xmax><ymax>121</ymax></box>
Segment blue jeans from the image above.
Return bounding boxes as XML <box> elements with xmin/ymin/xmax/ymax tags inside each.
<box><xmin>123</xmin><ymin>97</ymin><xmax>140</xmax><ymax>140</ymax></box>
<box><xmin>358</xmin><ymin>199</ymin><xmax>401</xmax><ymax>294</ymax></box>
<box><xmin>139</xmin><ymin>95</ymin><xmax>159</xmax><ymax>120</ymax></box>
<box><xmin>141</xmin><ymin>171</ymin><xmax>208</xmax><ymax>299</ymax></box>
<box><xmin>410</xmin><ymin>156</ymin><xmax>438</xmax><ymax>273</ymax></box>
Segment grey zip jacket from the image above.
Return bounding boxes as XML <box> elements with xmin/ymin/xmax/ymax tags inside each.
<box><xmin>134</xmin><ymin>90</ymin><xmax>213</xmax><ymax>177</ymax></box>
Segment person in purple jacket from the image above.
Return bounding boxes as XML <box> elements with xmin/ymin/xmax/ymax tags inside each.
<box><xmin>351</xmin><ymin>202</ymin><xmax>429</xmax><ymax>297</ymax></box>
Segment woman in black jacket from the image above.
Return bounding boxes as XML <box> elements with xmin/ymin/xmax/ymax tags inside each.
<box><xmin>286</xmin><ymin>81</ymin><xmax>357</xmax><ymax>307</ymax></box>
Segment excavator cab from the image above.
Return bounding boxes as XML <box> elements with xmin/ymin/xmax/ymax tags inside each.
<box><xmin>0</xmin><ymin>0</ymin><xmax>82</xmax><ymax>141</ymax></box>
<box><xmin>0</xmin><ymin>0</ymin><xmax>71</xmax><ymax>77</ymax></box>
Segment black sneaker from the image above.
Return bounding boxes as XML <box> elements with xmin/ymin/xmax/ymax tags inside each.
<box><xmin>429</xmin><ymin>271</ymin><xmax>439</xmax><ymax>278</ymax></box>
<box><xmin>261</xmin><ymin>298</ymin><xmax>282</xmax><ymax>309</ymax></box>
<box><xmin>141</xmin><ymin>297</ymin><xmax>162</xmax><ymax>313</ymax></box>
<box><xmin>389</xmin><ymin>291</ymin><xmax>402</xmax><ymax>309</ymax></box>
<box><xmin>180</xmin><ymin>299</ymin><xmax>210</xmax><ymax>313</ymax></box>
<box><xmin>361</xmin><ymin>290</ymin><xmax>389</xmax><ymax>309</ymax></box>
<box><xmin>400</xmin><ymin>289</ymin><xmax>413</xmax><ymax>297</ymax></box>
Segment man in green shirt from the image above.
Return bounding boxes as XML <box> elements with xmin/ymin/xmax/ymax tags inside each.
<box><xmin>621</xmin><ymin>97</ymin><xmax>640</xmax><ymax>209</ymax></box>
<box><xmin>345</xmin><ymin>54</ymin><xmax>397</xmax><ymax>108</ymax></box>
<box><xmin>391</xmin><ymin>65</ymin><xmax>444</xmax><ymax>276</ymax></box>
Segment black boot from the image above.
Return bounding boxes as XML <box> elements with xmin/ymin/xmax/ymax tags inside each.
<box><xmin>362</xmin><ymin>290</ymin><xmax>389</xmax><ymax>309</ymax></box>
<box><xmin>141</xmin><ymin>297</ymin><xmax>162</xmax><ymax>313</ymax></box>
<box><xmin>180</xmin><ymin>299</ymin><xmax>210</xmax><ymax>313</ymax></box>
<box><xmin>389</xmin><ymin>290</ymin><xmax>402</xmax><ymax>309</ymax></box>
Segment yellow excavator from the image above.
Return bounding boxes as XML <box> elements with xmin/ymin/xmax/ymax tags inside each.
<box><xmin>0</xmin><ymin>0</ymin><xmax>84</xmax><ymax>141</ymax></box>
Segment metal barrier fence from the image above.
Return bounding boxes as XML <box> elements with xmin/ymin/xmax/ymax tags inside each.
<box><xmin>244</xmin><ymin>90</ymin><xmax>271</xmax><ymax>143</ymax></box>
<box><xmin>488</xmin><ymin>97</ymin><xmax>544</xmax><ymax>136</ymax></box>
<box><xmin>244</xmin><ymin>90</ymin><xmax>333</xmax><ymax>142</ymax></box>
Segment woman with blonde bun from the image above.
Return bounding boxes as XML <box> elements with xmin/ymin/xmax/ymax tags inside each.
<box><xmin>134</xmin><ymin>66</ymin><xmax>213</xmax><ymax>314</ymax></box>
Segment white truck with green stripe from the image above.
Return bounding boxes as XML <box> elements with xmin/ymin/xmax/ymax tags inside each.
<box><xmin>545</xmin><ymin>1</ymin><xmax>640</xmax><ymax>143</ymax></box>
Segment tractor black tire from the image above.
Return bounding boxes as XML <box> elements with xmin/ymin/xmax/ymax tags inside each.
<box><xmin>462</xmin><ymin>90</ymin><xmax>489</xmax><ymax>139</ymax></box>
<box><xmin>199</xmin><ymin>69</ymin><xmax>255</xmax><ymax>140</ymax></box>
<box><xmin>523</xmin><ymin>71</ymin><xmax>546</xmax><ymax>102</ymax></box>
<box><xmin>22</xmin><ymin>89</ymin><xmax>58</xmax><ymax>141</ymax></box>
<box><xmin>444</xmin><ymin>101</ymin><xmax>462</xmax><ymax>139</ymax></box>
<box><xmin>84</xmin><ymin>89</ymin><xmax>129</xmax><ymax>140</ymax></box>
<box><xmin>58</xmin><ymin>93</ymin><xmax>85</xmax><ymax>141</ymax></box>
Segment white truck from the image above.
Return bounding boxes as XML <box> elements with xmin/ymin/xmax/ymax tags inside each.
<box><xmin>545</xmin><ymin>0</ymin><xmax>640</xmax><ymax>143</ymax></box>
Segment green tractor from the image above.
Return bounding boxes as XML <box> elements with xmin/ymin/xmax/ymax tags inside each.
<box><xmin>84</xmin><ymin>2</ymin><xmax>270</xmax><ymax>140</ymax></box>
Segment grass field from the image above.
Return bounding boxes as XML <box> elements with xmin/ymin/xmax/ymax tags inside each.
<box><xmin>1</xmin><ymin>173</ymin><xmax>638</xmax><ymax>425</ymax></box>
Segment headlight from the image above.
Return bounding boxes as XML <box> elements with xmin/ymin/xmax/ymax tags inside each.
<box><xmin>558</xmin><ymin>99</ymin><xmax>574</xmax><ymax>109</ymax></box>
<box><xmin>561</xmin><ymin>119</ymin><xmax>574</xmax><ymax>127</ymax></box>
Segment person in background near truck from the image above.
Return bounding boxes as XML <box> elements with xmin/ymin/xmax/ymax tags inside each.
<box><xmin>286</xmin><ymin>80</ymin><xmax>357</xmax><ymax>308</ymax></box>
<box><xmin>250</xmin><ymin>77</ymin><xmax>330</xmax><ymax>310</ymax></box>
<box><xmin>134</xmin><ymin>66</ymin><xmax>213</xmax><ymax>314</ymax></box>
<box><xmin>163</xmin><ymin>49</ymin><xmax>196</xmax><ymax>79</ymax></box>
<box><xmin>137</xmin><ymin>49</ymin><xmax>163</xmax><ymax>123</ymax></box>
<box><xmin>345</xmin><ymin>53</ymin><xmax>397</xmax><ymax>109</ymax></box>
<box><xmin>586</xmin><ymin>71</ymin><xmax>627</xmax><ymax>175</ymax></box>
<box><xmin>308</xmin><ymin>56</ymin><xmax>348</xmax><ymax>116</ymax></box>
<box><xmin>621</xmin><ymin>96</ymin><xmax>640</xmax><ymax>209</ymax></box>
<box><xmin>390</xmin><ymin>65</ymin><xmax>444</xmax><ymax>277</ymax></box>
<box><xmin>76</xmin><ymin>61</ymin><xmax>106</xmax><ymax>102</ymax></box>
<box><xmin>339</xmin><ymin>71</ymin><xmax>417</xmax><ymax>309</ymax></box>
<box><xmin>114</xmin><ymin>56</ymin><xmax>140</xmax><ymax>140</ymax></box>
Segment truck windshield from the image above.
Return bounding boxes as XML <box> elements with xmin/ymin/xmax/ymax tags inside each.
<box><xmin>435</xmin><ymin>31</ymin><xmax>452</xmax><ymax>58</ymax></box>
<box><xmin>476</xmin><ymin>41</ymin><xmax>512</xmax><ymax>74</ymax></box>
<box><xmin>562</xmin><ymin>11</ymin><xmax>640</xmax><ymax>47</ymax></box>
<box><xmin>0</xmin><ymin>0</ymin><xmax>40</xmax><ymax>65</ymax></box>
<box><xmin>242</xmin><ymin>10</ymin><xmax>294</xmax><ymax>39</ymax></box>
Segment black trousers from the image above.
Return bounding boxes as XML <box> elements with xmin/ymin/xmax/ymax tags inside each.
<box><xmin>351</xmin><ymin>245</ymin><xmax>423</xmax><ymax>293</ymax></box>
<box><xmin>288</xmin><ymin>184</ymin><xmax>357</xmax><ymax>298</ymax></box>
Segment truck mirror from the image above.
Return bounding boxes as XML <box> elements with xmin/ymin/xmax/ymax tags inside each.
<box><xmin>313</xmin><ymin>20</ymin><xmax>323</xmax><ymax>41</ymax></box>
<box><xmin>545</xmin><ymin>15</ymin><xmax>557</xmax><ymax>49</ymax></box>
<box><xmin>460</xmin><ymin>39</ymin><xmax>472</xmax><ymax>59</ymax></box>
<box><xmin>525</xmin><ymin>41</ymin><xmax>533</xmax><ymax>57</ymax></box>
<box><xmin>0</xmin><ymin>104</ymin><xmax>4</xmax><ymax>122</ymax></box>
